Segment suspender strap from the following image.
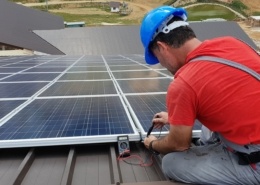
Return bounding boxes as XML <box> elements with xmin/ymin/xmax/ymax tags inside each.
<box><xmin>190</xmin><ymin>56</ymin><xmax>260</xmax><ymax>165</ymax></box>
<box><xmin>189</xmin><ymin>56</ymin><xmax>260</xmax><ymax>81</ymax></box>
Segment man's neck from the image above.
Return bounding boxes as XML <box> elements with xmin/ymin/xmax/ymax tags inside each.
<box><xmin>176</xmin><ymin>38</ymin><xmax>202</xmax><ymax>64</ymax></box>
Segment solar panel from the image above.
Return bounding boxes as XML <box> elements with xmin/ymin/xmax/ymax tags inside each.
<box><xmin>59</xmin><ymin>72</ymin><xmax>111</xmax><ymax>80</ymax></box>
<box><xmin>39</xmin><ymin>81</ymin><xmax>117</xmax><ymax>96</ymax></box>
<box><xmin>125</xmin><ymin>94</ymin><xmax>201</xmax><ymax>138</ymax></box>
<box><xmin>0</xmin><ymin>82</ymin><xmax>48</xmax><ymax>98</ymax></box>
<box><xmin>2</xmin><ymin>73</ymin><xmax>60</xmax><ymax>82</ymax></box>
<box><xmin>112</xmin><ymin>70</ymin><xmax>165</xmax><ymax>79</ymax></box>
<box><xmin>117</xmin><ymin>78</ymin><xmax>172</xmax><ymax>93</ymax></box>
<box><xmin>0</xmin><ymin>97</ymin><xmax>135</xmax><ymax>142</ymax></box>
<box><xmin>125</xmin><ymin>94</ymin><xmax>169</xmax><ymax>134</ymax></box>
<box><xmin>0</xmin><ymin>54</ymin><xmax>200</xmax><ymax>148</ymax></box>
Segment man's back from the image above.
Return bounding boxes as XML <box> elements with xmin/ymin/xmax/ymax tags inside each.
<box><xmin>168</xmin><ymin>36</ymin><xmax>260</xmax><ymax>145</ymax></box>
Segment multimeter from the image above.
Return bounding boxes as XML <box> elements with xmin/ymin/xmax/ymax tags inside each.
<box><xmin>117</xmin><ymin>135</ymin><xmax>130</xmax><ymax>157</ymax></box>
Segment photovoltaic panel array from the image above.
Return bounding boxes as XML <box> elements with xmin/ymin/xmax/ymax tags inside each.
<box><xmin>0</xmin><ymin>54</ymin><xmax>200</xmax><ymax>148</ymax></box>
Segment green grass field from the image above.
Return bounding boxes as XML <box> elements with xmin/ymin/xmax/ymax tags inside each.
<box><xmin>186</xmin><ymin>5</ymin><xmax>238</xmax><ymax>21</ymax></box>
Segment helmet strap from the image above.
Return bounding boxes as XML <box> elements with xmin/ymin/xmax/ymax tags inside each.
<box><xmin>152</xmin><ymin>13</ymin><xmax>189</xmax><ymax>40</ymax></box>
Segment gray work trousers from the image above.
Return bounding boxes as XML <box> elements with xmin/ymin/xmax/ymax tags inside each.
<box><xmin>162</xmin><ymin>127</ymin><xmax>260</xmax><ymax>185</ymax></box>
<box><xmin>162</xmin><ymin>143</ymin><xmax>260</xmax><ymax>185</ymax></box>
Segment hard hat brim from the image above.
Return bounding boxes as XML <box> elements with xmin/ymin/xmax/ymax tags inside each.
<box><xmin>145</xmin><ymin>47</ymin><xmax>159</xmax><ymax>65</ymax></box>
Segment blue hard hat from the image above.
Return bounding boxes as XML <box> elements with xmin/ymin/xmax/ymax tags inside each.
<box><xmin>140</xmin><ymin>6</ymin><xmax>188</xmax><ymax>65</ymax></box>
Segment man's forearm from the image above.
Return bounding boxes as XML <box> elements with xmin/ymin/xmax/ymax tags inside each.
<box><xmin>152</xmin><ymin>135</ymin><xmax>190</xmax><ymax>155</ymax></box>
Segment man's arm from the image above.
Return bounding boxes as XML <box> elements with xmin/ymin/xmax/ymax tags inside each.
<box><xmin>144</xmin><ymin>124</ymin><xmax>192</xmax><ymax>155</ymax></box>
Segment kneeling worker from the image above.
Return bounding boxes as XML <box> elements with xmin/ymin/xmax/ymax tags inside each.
<box><xmin>140</xmin><ymin>5</ymin><xmax>260</xmax><ymax>185</ymax></box>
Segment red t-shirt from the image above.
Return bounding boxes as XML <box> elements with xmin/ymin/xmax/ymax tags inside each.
<box><xmin>167</xmin><ymin>36</ymin><xmax>260</xmax><ymax>145</ymax></box>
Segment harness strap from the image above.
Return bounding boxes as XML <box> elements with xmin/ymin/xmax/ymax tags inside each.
<box><xmin>189</xmin><ymin>56</ymin><xmax>260</xmax><ymax>80</ymax></box>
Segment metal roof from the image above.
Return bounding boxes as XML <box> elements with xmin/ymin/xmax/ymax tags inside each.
<box><xmin>0</xmin><ymin>0</ymin><xmax>64</xmax><ymax>55</ymax></box>
<box><xmin>34</xmin><ymin>21</ymin><xmax>258</xmax><ymax>55</ymax></box>
<box><xmin>34</xmin><ymin>25</ymin><xmax>144</xmax><ymax>55</ymax></box>
<box><xmin>0</xmin><ymin>143</ymin><xmax>187</xmax><ymax>185</ymax></box>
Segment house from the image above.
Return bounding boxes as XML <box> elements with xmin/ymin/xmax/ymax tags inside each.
<box><xmin>109</xmin><ymin>1</ymin><xmax>121</xmax><ymax>13</ymax></box>
<box><xmin>249</xmin><ymin>16</ymin><xmax>260</xmax><ymax>27</ymax></box>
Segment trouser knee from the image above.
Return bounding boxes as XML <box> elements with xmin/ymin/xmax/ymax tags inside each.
<box><xmin>162</xmin><ymin>153</ymin><xmax>178</xmax><ymax>178</ymax></box>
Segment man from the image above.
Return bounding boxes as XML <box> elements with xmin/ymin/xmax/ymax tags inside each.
<box><xmin>140</xmin><ymin>6</ymin><xmax>260</xmax><ymax>185</ymax></box>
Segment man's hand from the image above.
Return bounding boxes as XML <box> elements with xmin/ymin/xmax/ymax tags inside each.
<box><xmin>144</xmin><ymin>135</ymin><xmax>157</xmax><ymax>149</ymax></box>
<box><xmin>152</xmin><ymin>112</ymin><xmax>168</xmax><ymax>129</ymax></box>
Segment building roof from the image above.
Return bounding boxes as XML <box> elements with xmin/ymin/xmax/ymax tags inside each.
<box><xmin>34</xmin><ymin>21</ymin><xmax>258</xmax><ymax>55</ymax></box>
<box><xmin>109</xmin><ymin>1</ymin><xmax>121</xmax><ymax>8</ymax></box>
<box><xmin>34</xmin><ymin>25</ymin><xmax>144</xmax><ymax>55</ymax></box>
<box><xmin>0</xmin><ymin>0</ymin><xmax>64</xmax><ymax>55</ymax></box>
<box><xmin>250</xmin><ymin>16</ymin><xmax>260</xmax><ymax>21</ymax></box>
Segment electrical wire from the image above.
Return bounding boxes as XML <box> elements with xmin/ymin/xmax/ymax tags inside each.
<box><xmin>117</xmin><ymin>149</ymin><xmax>154</xmax><ymax>167</ymax></box>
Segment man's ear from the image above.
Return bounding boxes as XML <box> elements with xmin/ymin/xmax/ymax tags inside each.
<box><xmin>156</xmin><ymin>41</ymin><xmax>168</xmax><ymax>52</ymax></box>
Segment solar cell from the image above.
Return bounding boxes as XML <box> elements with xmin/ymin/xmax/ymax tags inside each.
<box><xmin>0</xmin><ymin>82</ymin><xmax>48</xmax><ymax>98</ymax></box>
<box><xmin>3</xmin><ymin>64</ymin><xmax>39</xmax><ymax>68</ymax></box>
<box><xmin>117</xmin><ymin>78</ymin><xmax>172</xmax><ymax>93</ymax></box>
<box><xmin>0</xmin><ymin>100</ymin><xmax>26</xmax><ymax>119</ymax></box>
<box><xmin>109</xmin><ymin>65</ymin><xmax>149</xmax><ymax>71</ymax></box>
<box><xmin>107</xmin><ymin>63</ymin><xmax>139</xmax><ymax>66</ymax></box>
<box><xmin>2</xmin><ymin>73</ymin><xmax>60</xmax><ymax>82</ymax></box>
<box><xmin>39</xmin><ymin>81</ymin><xmax>117</xmax><ymax>96</ymax></box>
<box><xmin>24</xmin><ymin>67</ymin><xmax>68</xmax><ymax>72</ymax></box>
<box><xmin>0</xmin><ymin>68</ymin><xmax>32</xmax><ymax>73</ymax></box>
<box><xmin>112</xmin><ymin>70</ymin><xmax>165</xmax><ymax>79</ymax></box>
<box><xmin>0</xmin><ymin>74</ymin><xmax>10</xmax><ymax>79</ymax></box>
<box><xmin>74</xmin><ymin>63</ymin><xmax>105</xmax><ymax>67</ymax></box>
<box><xmin>37</xmin><ymin>63</ymin><xmax>72</xmax><ymax>68</ymax></box>
<box><xmin>59</xmin><ymin>72</ymin><xmax>111</xmax><ymax>80</ymax></box>
<box><xmin>0</xmin><ymin>97</ymin><xmax>135</xmax><ymax>141</ymax></box>
<box><xmin>68</xmin><ymin>66</ymin><xmax>107</xmax><ymax>72</ymax></box>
